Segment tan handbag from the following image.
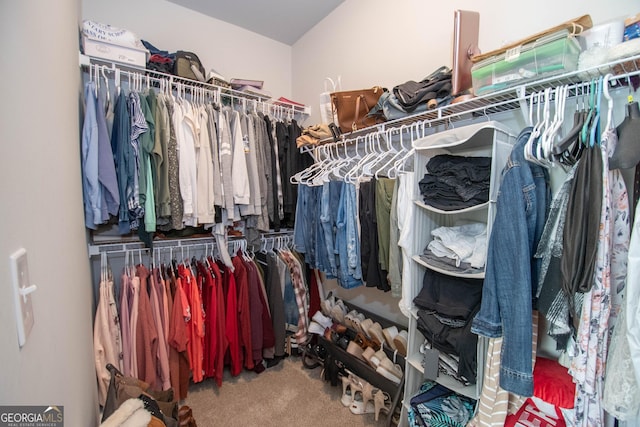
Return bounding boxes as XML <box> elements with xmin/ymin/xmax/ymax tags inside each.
<box><xmin>331</xmin><ymin>86</ymin><xmax>386</xmax><ymax>133</ymax></box>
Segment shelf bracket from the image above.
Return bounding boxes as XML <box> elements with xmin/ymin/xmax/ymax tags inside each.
<box><xmin>517</xmin><ymin>86</ymin><xmax>529</xmax><ymax>126</ymax></box>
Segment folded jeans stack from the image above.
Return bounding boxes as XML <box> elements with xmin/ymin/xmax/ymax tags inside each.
<box><xmin>413</xmin><ymin>268</ymin><xmax>483</xmax><ymax>384</ymax></box>
<box><xmin>418</xmin><ymin>154</ymin><xmax>492</xmax><ymax>211</ymax></box>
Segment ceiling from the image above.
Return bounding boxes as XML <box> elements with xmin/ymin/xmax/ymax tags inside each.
<box><xmin>167</xmin><ymin>0</ymin><xmax>345</xmax><ymax>45</ymax></box>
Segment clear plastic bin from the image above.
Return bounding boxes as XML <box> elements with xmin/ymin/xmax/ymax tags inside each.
<box><xmin>471</xmin><ymin>30</ymin><xmax>582</xmax><ymax>95</ymax></box>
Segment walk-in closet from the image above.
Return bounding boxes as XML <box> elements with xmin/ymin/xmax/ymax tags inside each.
<box><xmin>2</xmin><ymin>1</ymin><xmax>640</xmax><ymax>426</ymax></box>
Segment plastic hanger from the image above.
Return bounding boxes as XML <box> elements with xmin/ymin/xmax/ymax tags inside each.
<box><xmin>580</xmin><ymin>80</ymin><xmax>596</xmax><ymax>146</ymax></box>
<box><xmin>100</xmin><ymin>65</ymin><xmax>111</xmax><ymax>111</ymax></box>
<box><xmin>588</xmin><ymin>76</ymin><xmax>603</xmax><ymax>147</ymax></box>
<box><xmin>609</xmin><ymin>75</ymin><xmax>640</xmax><ymax>169</ymax></box>
<box><xmin>542</xmin><ymin>85</ymin><xmax>568</xmax><ymax>160</ymax></box>
<box><xmin>553</xmin><ymin>84</ymin><xmax>585</xmax><ymax>156</ymax></box>
<box><xmin>602</xmin><ymin>73</ymin><xmax>614</xmax><ymax>133</ymax></box>
<box><xmin>375</xmin><ymin>128</ymin><xmax>406</xmax><ymax>179</ymax></box>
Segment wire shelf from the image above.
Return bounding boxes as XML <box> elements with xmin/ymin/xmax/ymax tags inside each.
<box><xmin>80</xmin><ymin>53</ymin><xmax>311</xmax><ymax>116</ymax></box>
<box><xmin>324</xmin><ymin>53</ymin><xmax>640</xmax><ymax>145</ymax></box>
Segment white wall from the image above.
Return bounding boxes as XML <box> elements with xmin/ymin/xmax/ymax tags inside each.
<box><xmin>293</xmin><ymin>0</ymin><xmax>640</xmax><ymax>124</ymax></box>
<box><xmin>0</xmin><ymin>0</ymin><xmax>98</xmax><ymax>425</ymax></box>
<box><xmin>82</xmin><ymin>0</ymin><xmax>294</xmax><ymax>101</ymax></box>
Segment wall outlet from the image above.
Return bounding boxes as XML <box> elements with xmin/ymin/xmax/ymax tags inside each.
<box><xmin>10</xmin><ymin>248</ymin><xmax>36</xmax><ymax>348</ymax></box>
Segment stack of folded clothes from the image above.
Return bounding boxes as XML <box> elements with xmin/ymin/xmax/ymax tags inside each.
<box><xmin>413</xmin><ymin>268</ymin><xmax>483</xmax><ymax>385</ymax></box>
<box><xmin>421</xmin><ymin>222</ymin><xmax>487</xmax><ymax>274</ymax></box>
<box><xmin>418</xmin><ymin>154</ymin><xmax>492</xmax><ymax>210</ymax></box>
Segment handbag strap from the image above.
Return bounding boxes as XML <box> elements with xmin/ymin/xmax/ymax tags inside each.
<box><xmin>353</xmin><ymin>96</ymin><xmax>363</xmax><ymax>132</ymax></box>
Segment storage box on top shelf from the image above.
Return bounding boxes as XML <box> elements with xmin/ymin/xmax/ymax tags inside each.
<box><xmin>471</xmin><ymin>30</ymin><xmax>582</xmax><ymax>95</ymax></box>
<box><xmin>82</xmin><ymin>35</ymin><xmax>149</xmax><ymax>68</ymax></box>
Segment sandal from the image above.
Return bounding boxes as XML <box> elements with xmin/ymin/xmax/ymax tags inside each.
<box><xmin>340</xmin><ymin>373</ymin><xmax>364</xmax><ymax>407</ymax></box>
<box><xmin>373</xmin><ymin>389</ymin><xmax>392</xmax><ymax>421</ymax></box>
<box><xmin>349</xmin><ymin>381</ymin><xmax>376</xmax><ymax>415</ymax></box>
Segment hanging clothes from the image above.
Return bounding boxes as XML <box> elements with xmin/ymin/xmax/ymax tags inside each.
<box><xmin>178</xmin><ymin>263</ymin><xmax>204</xmax><ymax>383</ymax></box>
<box><xmin>232</xmin><ymin>254</ymin><xmax>254</xmax><ymax>371</ymax></box>
<box><xmin>148</xmin><ymin>267</ymin><xmax>171</xmax><ymax>390</ymax></box>
<box><xmin>93</xmin><ymin>267</ymin><xmax>123</xmax><ymax>406</ymax></box>
<box><xmin>134</xmin><ymin>264</ymin><xmax>159</xmax><ymax>389</ymax></box>
<box><xmin>81</xmin><ymin>81</ymin><xmax>103</xmax><ymax>230</ymax></box>
<box><xmin>471</xmin><ymin>127</ymin><xmax>550</xmax><ymax>397</ymax></box>
<box><xmin>571</xmin><ymin>122</ymin><xmax>630</xmax><ymax>426</ymax></box>
<box><xmin>359</xmin><ymin>178</ymin><xmax>387</xmax><ymax>290</ymax></box>
<box><xmin>166</xmin><ymin>265</ymin><xmax>190</xmax><ymax>400</ymax></box>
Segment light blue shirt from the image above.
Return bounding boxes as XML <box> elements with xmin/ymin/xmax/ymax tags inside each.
<box><xmin>82</xmin><ymin>82</ymin><xmax>103</xmax><ymax>229</ymax></box>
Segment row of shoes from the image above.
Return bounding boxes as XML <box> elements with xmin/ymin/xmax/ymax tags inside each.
<box><xmin>319</xmin><ymin>294</ymin><xmax>408</xmax><ymax>357</ymax></box>
<box><xmin>340</xmin><ymin>371</ymin><xmax>393</xmax><ymax>421</ymax></box>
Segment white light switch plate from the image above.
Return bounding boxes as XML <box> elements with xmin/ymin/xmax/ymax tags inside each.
<box><xmin>10</xmin><ymin>248</ymin><xmax>35</xmax><ymax>347</ymax></box>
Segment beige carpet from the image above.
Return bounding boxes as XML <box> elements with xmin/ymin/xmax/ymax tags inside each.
<box><xmin>184</xmin><ymin>357</ymin><xmax>392</xmax><ymax>427</ymax></box>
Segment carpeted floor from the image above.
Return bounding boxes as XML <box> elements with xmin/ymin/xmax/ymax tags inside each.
<box><xmin>184</xmin><ymin>357</ymin><xmax>393</xmax><ymax>427</ymax></box>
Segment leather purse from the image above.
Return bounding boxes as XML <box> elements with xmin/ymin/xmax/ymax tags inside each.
<box><xmin>331</xmin><ymin>86</ymin><xmax>386</xmax><ymax>133</ymax></box>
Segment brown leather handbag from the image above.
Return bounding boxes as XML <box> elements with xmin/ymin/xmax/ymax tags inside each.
<box><xmin>331</xmin><ymin>86</ymin><xmax>386</xmax><ymax>133</ymax></box>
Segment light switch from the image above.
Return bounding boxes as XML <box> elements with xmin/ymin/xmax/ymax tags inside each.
<box><xmin>10</xmin><ymin>248</ymin><xmax>36</xmax><ymax>347</ymax></box>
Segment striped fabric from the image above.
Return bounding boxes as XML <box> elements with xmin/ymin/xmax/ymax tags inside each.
<box><xmin>468</xmin><ymin>311</ymin><xmax>539</xmax><ymax>427</ymax></box>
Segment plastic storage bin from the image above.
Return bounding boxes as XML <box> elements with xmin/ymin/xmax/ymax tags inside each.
<box><xmin>471</xmin><ymin>30</ymin><xmax>582</xmax><ymax>95</ymax></box>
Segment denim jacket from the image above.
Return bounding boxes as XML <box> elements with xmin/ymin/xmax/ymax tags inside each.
<box><xmin>471</xmin><ymin>127</ymin><xmax>549</xmax><ymax>396</ymax></box>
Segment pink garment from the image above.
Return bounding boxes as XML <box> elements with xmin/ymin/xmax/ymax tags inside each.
<box><xmin>168</xmin><ymin>269</ymin><xmax>190</xmax><ymax>400</ymax></box>
<box><xmin>94</xmin><ymin>277</ymin><xmax>123</xmax><ymax>406</ymax></box>
<box><xmin>120</xmin><ymin>273</ymin><xmax>132</xmax><ymax>377</ymax></box>
<box><xmin>129</xmin><ymin>274</ymin><xmax>140</xmax><ymax>379</ymax></box>
<box><xmin>149</xmin><ymin>268</ymin><xmax>171</xmax><ymax>390</ymax></box>
<box><xmin>198</xmin><ymin>262</ymin><xmax>216</xmax><ymax>380</ymax></box>
<box><xmin>135</xmin><ymin>265</ymin><xmax>159</xmax><ymax>389</ymax></box>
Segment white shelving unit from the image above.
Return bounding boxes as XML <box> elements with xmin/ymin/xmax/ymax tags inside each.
<box><xmin>400</xmin><ymin>121</ymin><xmax>516</xmax><ymax>423</ymax></box>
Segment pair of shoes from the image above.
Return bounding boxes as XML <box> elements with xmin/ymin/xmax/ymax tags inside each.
<box><xmin>346</xmin><ymin>340</ymin><xmax>365</xmax><ymax>361</ymax></box>
<box><xmin>353</xmin><ymin>332</ymin><xmax>380</xmax><ymax>351</ymax></box>
<box><xmin>349</xmin><ymin>380</ymin><xmax>376</xmax><ymax>415</ymax></box>
<box><xmin>331</xmin><ymin>299</ymin><xmax>347</xmax><ymax>324</ymax></box>
<box><xmin>344</xmin><ymin>310</ymin><xmax>365</xmax><ymax>333</ymax></box>
<box><xmin>382</xmin><ymin>325</ymin><xmax>399</xmax><ymax>350</ymax></box>
<box><xmin>393</xmin><ymin>330</ymin><xmax>408</xmax><ymax>357</ymax></box>
<box><xmin>363</xmin><ymin>348</ymin><xmax>403</xmax><ymax>384</ymax></box>
<box><xmin>376</xmin><ymin>356</ymin><xmax>403</xmax><ymax>384</ymax></box>
<box><xmin>367</xmin><ymin>322</ymin><xmax>386</xmax><ymax>349</ymax></box>
<box><xmin>178</xmin><ymin>405</ymin><xmax>197</xmax><ymax>427</ymax></box>
<box><xmin>321</xmin><ymin>292</ymin><xmax>335</xmax><ymax>317</ymax></box>
<box><xmin>373</xmin><ymin>389</ymin><xmax>392</xmax><ymax>421</ymax></box>
<box><xmin>309</xmin><ymin>311</ymin><xmax>333</xmax><ymax>335</ymax></box>
<box><xmin>340</xmin><ymin>372</ymin><xmax>364</xmax><ymax>407</ymax></box>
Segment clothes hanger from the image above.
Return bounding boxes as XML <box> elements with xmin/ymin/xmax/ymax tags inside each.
<box><xmin>361</xmin><ymin>132</ymin><xmax>389</xmax><ymax>177</ymax></box>
<box><xmin>525</xmin><ymin>90</ymin><xmax>550</xmax><ymax>167</ymax></box>
<box><xmin>609</xmin><ymin>74</ymin><xmax>640</xmax><ymax>169</ymax></box>
<box><xmin>375</xmin><ymin>128</ymin><xmax>405</xmax><ymax>178</ymax></box>
<box><xmin>100</xmin><ymin>65</ymin><xmax>111</xmax><ymax>112</ymax></box>
<box><xmin>534</xmin><ymin>88</ymin><xmax>554</xmax><ymax>167</ymax></box>
<box><xmin>542</xmin><ymin>85</ymin><xmax>568</xmax><ymax>161</ymax></box>
<box><xmin>588</xmin><ymin>76</ymin><xmax>603</xmax><ymax>147</ymax></box>
<box><xmin>602</xmin><ymin>73</ymin><xmax>614</xmax><ymax>133</ymax></box>
<box><xmin>580</xmin><ymin>79</ymin><xmax>596</xmax><ymax>147</ymax></box>
<box><xmin>331</xmin><ymin>141</ymin><xmax>355</xmax><ymax>180</ymax></box>
<box><xmin>553</xmin><ymin>84</ymin><xmax>586</xmax><ymax>157</ymax></box>
<box><xmin>524</xmin><ymin>91</ymin><xmax>542</xmax><ymax>163</ymax></box>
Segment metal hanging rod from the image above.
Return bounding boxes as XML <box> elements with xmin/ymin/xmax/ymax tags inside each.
<box><xmin>80</xmin><ymin>54</ymin><xmax>311</xmax><ymax>116</ymax></box>
<box><xmin>87</xmin><ymin>236</ymin><xmax>245</xmax><ymax>257</ymax></box>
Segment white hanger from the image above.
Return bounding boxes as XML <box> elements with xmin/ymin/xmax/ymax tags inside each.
<box><xmin>603</xmin><ymin>73</ymin><xmax>614</xmax><ymax>132</ymax></box>
<box><xmin>375</xmin><ymin>127</ymin><xmax>406</xmax><ymax>178</ymax></box>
